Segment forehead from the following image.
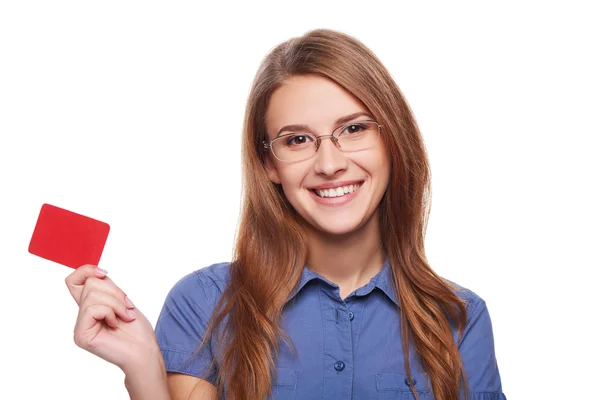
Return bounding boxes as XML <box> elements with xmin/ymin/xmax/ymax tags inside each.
<box><xmin>265</xmin><ymin>74</ymin><xmax>368</xmax><ymax>137</ymax></box>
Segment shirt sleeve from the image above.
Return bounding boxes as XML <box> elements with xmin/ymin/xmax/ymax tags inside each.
<box><xmin>458</xmin><ymin>296</ymin><xmax>507</xmax><ymax>400</ymax></box>
<box><xmin>154</xmin><ymin>270</ymin><xmax>218</xmax><ymax>384</ymax></box>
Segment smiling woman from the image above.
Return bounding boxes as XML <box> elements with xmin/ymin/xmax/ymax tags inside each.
<box><xmin>66</xmin><ymin>28</ymin><xmax>506</xmax><ymax>400</ymax></box>
<box><xmin>263</xmin><ymin>74</ymin><xmax>391</xmax><ymax>237</ymax></box>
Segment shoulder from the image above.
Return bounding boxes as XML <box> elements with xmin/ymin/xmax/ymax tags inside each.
<box><xmin>168</xmin><ymin>261</ymin><xmax>232</xmax><ymax>304</ymax></box>
<box><xmin>443</xmin><ymin>277</ymin><xmax>487</xmax><ymax>315</ymax></box>
<box><xmin>442</xmin><ymin>278</ymin><xmax>497</xmax><ymax>344</ymax></box>
<box><xmin>190</xmin><ymin>261</ymin><xmax>232</xmax><ymax>291</ymax></box>
<box><xmin>175</xmin><ymin>261</ymin><xmax>231</xmax><ymax>292</ymax></box>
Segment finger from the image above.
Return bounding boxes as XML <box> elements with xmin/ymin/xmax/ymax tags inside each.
<box><xmin>74</xmin><ymin>304</ymin><xmax>117</xmax><ymax>348</ymax></box>
<box><xmin>65</xmin><ymin>264</ymin><xmax>108</xmax><ymax>305</ymax></box>
<box><xmin>80</xmin><ymin>276</ymin><xmax>135</xmax><ymax>310</ymax></box>
<box><xmin>79</xmin><ymin>289</ymin><xmax>137</xmax><ymax>323</ymax></box>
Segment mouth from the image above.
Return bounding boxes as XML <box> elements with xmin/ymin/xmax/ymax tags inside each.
<box><xmin>309</xmin><ymin>181</ymin><xmax>365</xmax><ymax>198</ymax></box>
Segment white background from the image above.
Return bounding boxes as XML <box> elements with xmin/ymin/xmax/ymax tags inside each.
<box><xmin>1</xmin><ymin>1</ymin><xmax>598</xmax><ymax>399</ymax></box>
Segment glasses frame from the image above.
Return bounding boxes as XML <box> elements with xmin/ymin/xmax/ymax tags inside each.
<box><xmin>263</xmin><ymin>119</ymin><xmax>383</xmax><ymax>162</ymax></box>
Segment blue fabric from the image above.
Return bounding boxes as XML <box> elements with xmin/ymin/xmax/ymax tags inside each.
<box><xmin>155</xmin><ymin>259</ymin><xmax>506</xmax><ymax>399</ymax></box>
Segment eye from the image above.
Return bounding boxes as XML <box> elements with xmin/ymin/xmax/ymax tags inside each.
<box><xmin>341</xmin><ymin>123</ymin><xmax>367</xmax><ymax>136</ymax></box>
<box><xmin>284</xmin><ymin>134</ymin><xmax>313</xmax><ymax>147</ymax></box>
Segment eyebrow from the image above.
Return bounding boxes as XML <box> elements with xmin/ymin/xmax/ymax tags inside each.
<box><xmin>276</xmin><ymin>111</ymin><xmax>373</xmax><ymax>137</ymax></box>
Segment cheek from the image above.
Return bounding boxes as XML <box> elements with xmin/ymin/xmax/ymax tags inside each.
<box><xmin>276</xmin><ymin>165</ymin><xmax>308</xmax><ymax>197</ymax></box>
<box><xmin>277</xmin><ymin>161</ymin><xmax>311</xmax><ymax>186</ymax></box>
<box><xmin>378</xmin><ymin>154</ymin><xmax>391</xmax><ymax>181</ymax></box>
<box><xmin>352</xmin><ymin>150</ymin><xmax>389</xmax><ymax>177</ymax></box>
<box><xmin>374</xmin><ymin>141</ymin><xmax>391</xmax><ymax>169</ymax></box>
<box><xmin>371</xmin><ymin>145</ymin><xmax>391</xmax><ymax>181</ymax></box>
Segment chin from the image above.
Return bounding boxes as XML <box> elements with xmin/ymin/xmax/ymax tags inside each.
<box><xmin>307</xmin><ymin>216</ymin><xmax>367</xmax><ymax>236</ymax></box>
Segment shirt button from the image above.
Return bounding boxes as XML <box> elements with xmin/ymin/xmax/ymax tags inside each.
<box><xmin>334</xmin><ymin>361</ymin><xmax>345</xmax><ymax>371</ymax></box>
<box><xmin>348</xmin><ymin>311</ymin><xmax>354</xmax><ymax>321</ymax></box>
<box><xmin>404</xmin><ymin>377</ymin><xmax>417</xmax><ymax>386</ymax></box>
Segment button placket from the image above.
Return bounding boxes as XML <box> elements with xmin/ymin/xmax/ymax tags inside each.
<box><xmin>319</xmin><ymin>288</ymin><xmax>353</xmax><ymax>399</ymax></box>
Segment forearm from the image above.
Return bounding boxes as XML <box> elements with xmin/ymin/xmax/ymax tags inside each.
<box><xmin>123</xmin><ymin>352</ymin><xmax>171</xmax><ymax>400</ymax></box>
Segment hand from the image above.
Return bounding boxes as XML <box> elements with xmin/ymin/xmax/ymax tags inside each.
<box><xmin>66</xmin><ymin>265</ymin><xmax>161</xmax><ymax>373</ymax></box>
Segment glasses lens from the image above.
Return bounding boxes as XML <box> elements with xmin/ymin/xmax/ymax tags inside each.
<box><xmin>271</xmin><ymin>133</ymin><xmax>316</xmax><ymax>162</ymax></box>
<box><xmin>335</xmin><ymin>121</ymin><xmax>380</xmax><ymax>151</ymax></box>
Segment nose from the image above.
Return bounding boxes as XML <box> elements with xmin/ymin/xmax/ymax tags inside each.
<box><xmin>312</xmin><ymin>136</ymin><xmax>348</xmax><ymax>176</ymax></box>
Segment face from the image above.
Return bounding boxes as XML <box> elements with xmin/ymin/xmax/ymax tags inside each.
<box><xmin>264</xmin><ymin>74</ymin><xmax>391</xmax><ymax>236</ymax></box>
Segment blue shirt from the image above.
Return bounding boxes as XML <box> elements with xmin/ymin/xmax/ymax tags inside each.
<box><xmin>155</xmin><ymin>260</ymin><xmax>506</xmax><ymax>399</ymax></box>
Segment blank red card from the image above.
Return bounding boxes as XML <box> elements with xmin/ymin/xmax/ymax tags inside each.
<box><xmin>28</xmin><ymin>204</ymin><xmax>110</xmax><ymax>269</ymax></box>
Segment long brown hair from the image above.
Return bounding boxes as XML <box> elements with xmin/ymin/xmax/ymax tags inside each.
<box><xmin>199</xmin><ymin>28</ymin><xmax>470</xmax><ymax>400</ymax></box>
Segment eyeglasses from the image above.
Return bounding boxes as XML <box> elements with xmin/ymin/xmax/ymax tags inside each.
<box><xmin>263</xmin><ymin>119</ymin><xmax>383</xmax><ymax>162</ymax></box>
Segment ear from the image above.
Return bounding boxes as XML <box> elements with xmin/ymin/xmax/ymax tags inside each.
<box><xmin>264</xmin><ymin>153</ymin><xmax>281</xmax><ymax>184</ymax></box>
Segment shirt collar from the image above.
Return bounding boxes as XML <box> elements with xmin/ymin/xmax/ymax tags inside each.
<box><xmin>285</xmin><ymin>256</ymin><xmax>399</xmax><ymax>307</ymax></box>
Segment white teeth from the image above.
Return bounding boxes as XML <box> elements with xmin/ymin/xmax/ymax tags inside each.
<box><xmin>315</xmin><ymin>183</ymin><xmax>361</xmax><ymax>198</ymax></box>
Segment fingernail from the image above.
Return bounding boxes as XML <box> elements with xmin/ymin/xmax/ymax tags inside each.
<box><xmin>95</xmin><ymin>267</ymin><xmax>108</xmax><ymax>276</ymax></box>
<box><xmin>127</xmin><ymin>309</ymin><xmax>136</xmax><ymax>319</ymax></box>
<box><xmin>124</xmin><ymin>295</ymin><xmax>135</xmax><ymax>309</ymax></box>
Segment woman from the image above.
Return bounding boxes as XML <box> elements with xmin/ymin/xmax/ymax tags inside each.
<box><xmin>66</xmin><ymin>29</ymin><xmax>506</xmax><ymax>400</ymax></box>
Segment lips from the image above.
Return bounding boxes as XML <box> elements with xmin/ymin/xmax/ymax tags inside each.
<box><xmin>307</xmin><ymin>179</ymin><xmax>365</xmax><ymax>191</ymax></box>
<box><xmin>307</xmin><ymin>180</ymin><xmax>364</xmax><ymax>206</ymax></box>
<box><xmin>309</xmin><ymin>181</ymin><xmax>364</xmax><ymax>198</ymax></box>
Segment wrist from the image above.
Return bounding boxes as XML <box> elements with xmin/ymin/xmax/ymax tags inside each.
<box><xmin>122</xmin><ymin>344</ymin><xmax>165</xmax><ymax>377</ymax></box>
<box><xmin>123</xmin><ymin>351</ymin><xmax>170</xmax><ymax>400</ymax></box>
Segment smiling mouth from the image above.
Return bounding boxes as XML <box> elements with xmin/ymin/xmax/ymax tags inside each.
<box><xmin>310</xmin><ymin>182</ymin><xmax>364</xmax><ymax>198</ymax></box>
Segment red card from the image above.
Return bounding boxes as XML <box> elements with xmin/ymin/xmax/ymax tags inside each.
<box><xmin>28</xmin><ymin>204</ymin><xmax>110</xmax><ymax>269</ymax></box>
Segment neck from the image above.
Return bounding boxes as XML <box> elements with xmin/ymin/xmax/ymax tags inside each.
<box><xmin>304</xmin><ymin>211</ymin><xmax>385</xmax><ymax>299</ymax></box>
